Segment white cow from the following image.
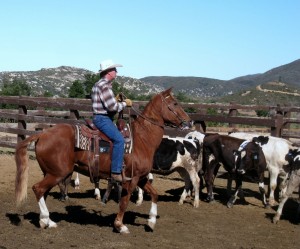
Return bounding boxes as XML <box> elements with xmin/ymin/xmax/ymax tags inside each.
<box><xmin>229</xmin><ymin>132</ymin><xmax>296</xmax><ymax>206</ymax></box>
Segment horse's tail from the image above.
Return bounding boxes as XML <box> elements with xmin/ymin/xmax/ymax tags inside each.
<box><xmin>15</xmin><ymin>133</ymin><xmax>41</xmax><ymax>207</ymax></box>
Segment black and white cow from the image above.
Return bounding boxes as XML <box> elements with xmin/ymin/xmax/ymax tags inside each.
<box><xmin>196</xmin><ymin>132</ymin><xmax>267</xmax><ymax>208</ymax></box>
<box><xmin>148</xmin><ymin>136</ymin><xmax>203</xmax><ymax>208</ymax></box>
<box><xmin>273</xmin><ymin>148</ymin><xmax>300</xmax><ymax>224</ymax></box>
<box><xmin>229</xmin><ymin>132</ymin><xmax>296</xmax><ymax>206</ymax></box>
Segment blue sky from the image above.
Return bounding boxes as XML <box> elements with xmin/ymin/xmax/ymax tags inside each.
<box><xmin>1</xmin><ymin>0</ymin><xmax>299</xmax><ymax>80</ymax></box>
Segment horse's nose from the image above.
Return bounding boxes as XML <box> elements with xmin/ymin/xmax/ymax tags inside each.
<box><xmin>181</xmin><ymin>120</ymin><xmax>194</xmax><ymax>130</ymax></box>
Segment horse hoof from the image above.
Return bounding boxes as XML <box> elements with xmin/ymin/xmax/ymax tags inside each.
<box><xmin>119</xmin><ymin>226</ymin><xmax>130</xmax><ymax>234</ymax></box>
<box><xmin>147</xmin><ymin>220</ymin><xmax>156</xmax><ymax>231</ymax></box>
<box><xmin>39</xmin><ymin>219</ymin><xmax>57</xmax><ymax>229</ymax></box>
<box><xmin>114</xmin><ymin>219</ymin><xmax>130</xmax><ymax>234</ymax></box>
<box><xmin>59</xmin><ymin>195</ymin><xmax>69</xmax><ymax>202</ymax></box>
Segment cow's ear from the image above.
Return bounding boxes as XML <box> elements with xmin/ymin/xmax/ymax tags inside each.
<box><xmin>176</xmin><ymin>141</ymin><xmax>185</xmax><ymax>155</ymax></box>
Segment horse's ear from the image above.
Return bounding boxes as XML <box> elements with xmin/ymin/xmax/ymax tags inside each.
<box><xmin>162</xmin><ymin>87</ymin><xmax>173</xmax><ymax>96</ymax></box>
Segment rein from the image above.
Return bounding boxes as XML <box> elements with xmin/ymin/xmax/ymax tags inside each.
<box><xmin>128</xmin><ymin>93</ymin><xmax>186</xmax><ymax>129</ymax></box>
<box><xmin>131</xmin><ymin>105</ymin><xmax>164</xmax><ymax>128</ymax></box>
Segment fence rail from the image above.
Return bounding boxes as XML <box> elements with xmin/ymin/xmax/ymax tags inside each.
<box><xmin>0</xmin><ymin>96</ymin><xmax>299</xmax><ymax>149</ymax></box>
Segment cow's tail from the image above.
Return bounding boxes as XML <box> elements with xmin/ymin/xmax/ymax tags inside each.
<box><xmin>15</xmin><ymin>133</ymin><xmax>41</xmax><ymax>207</ymax></box>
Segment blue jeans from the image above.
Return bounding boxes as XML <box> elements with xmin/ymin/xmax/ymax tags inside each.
<box><xmin>93</xmin><ymin>114</ymin><xmax>125</xmax><ymax>174</ymax></box>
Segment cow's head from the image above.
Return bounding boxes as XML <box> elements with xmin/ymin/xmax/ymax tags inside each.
<box><xmin>285</xmin><ymin>149</ymin><xmax>300</xmax><ymax>171</ymax></box>
<box><xmin>234</xmin><ymin>142</ymin><xmax>264</xmax><ymax>175</ymax></box>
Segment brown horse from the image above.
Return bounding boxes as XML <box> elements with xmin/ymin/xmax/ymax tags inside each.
<box><xmin>15</xmin><ymin>88</ymin><xmax>192</xmax><ymax>233</ymax></box>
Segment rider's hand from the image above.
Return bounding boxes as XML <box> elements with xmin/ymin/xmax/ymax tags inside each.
<box><xmin>115</xmin><ymin>94</ymin><xmax>122</xmax><ymax>102</ymax></box>
<box><xmin>125</xmin><ymin>99</ymin><xmax>132</xmax><ymax>107</ymax></box>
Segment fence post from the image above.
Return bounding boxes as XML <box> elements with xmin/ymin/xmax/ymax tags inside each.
<box><xmin>270</xmin><ymin>114</ymin><xmax>283</xmax><ymax>137</ymax></box>
<box><xmin>18</xmin><ymin>98</ymin><xmax>27</xmax><ymax>142</ymax></box>
<box><xmin>228</xmin><ymin>103</ymin><xmax>237</xmax><ymax>128</ymax></box>
<box><xmin>70</xmin><ymin>109</ymin><xmax>80</xmax><ymax>120</ymax></box>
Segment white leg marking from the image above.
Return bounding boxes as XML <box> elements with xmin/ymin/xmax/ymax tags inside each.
<box><xmin>136</xmin><ymin>187</ymin><xmax>144</xmax><ymax>206</ymax></box>
<box><xmin>74</xmin><ymin>173</ymin><xmax>80</xmax><ymax>189</ymax></box>
<box><xmin>94</xmin><ymin>188</ymin><xmax>101</xmax><ymax>200</ymax></box>
<box><xmin>38</xmin><ymin>197</ymin><xmax>57</xmax><ymax>228</ymax></box>
<box><xmin>148</xmin><ymin>202</ymin><xmax>157</xmax><ymax>230</ymax></box>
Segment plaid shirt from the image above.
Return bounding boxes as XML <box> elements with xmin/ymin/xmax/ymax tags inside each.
<box><xmin>91</xmin><ymin>78</ymin><xmax>126</xmax><ymax>114</ymax></box>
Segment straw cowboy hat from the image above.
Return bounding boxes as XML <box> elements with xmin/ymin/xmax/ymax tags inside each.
<box><xmin>99</xmin><ymin>59</ymin><xmax>123</xmax><ymax>72</ymax></box>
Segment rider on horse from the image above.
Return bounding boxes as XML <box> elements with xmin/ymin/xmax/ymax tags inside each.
<box><xmin>91</xmin><ymin>59</ymin><xmax>132</xmax><ymax>183</ymax></box>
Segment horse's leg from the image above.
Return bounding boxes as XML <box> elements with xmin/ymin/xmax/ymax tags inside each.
<box><xmin>57</xmin><ymin>173</ymin><xmax>73</xmax><ymax>201</ymax></box>
<box><xmin>101</xmin><ymin>179</ymin><xmax>113</xmax><ymax>204</ymax></box>
<box><xmin>94</xmin><ymin>181</ymin><xmax>101</xmax><ymax>200</ymax></box>
<box><xmin>136</xmin><ymin>173</ymin><xmax>153</xmax><ymax>206</ymax></box>
<box><xmin>32</xmin><ymin>174</ymin><xmax>64</xmax><ymax>228</ymax></box>
<box><xmin>74</xmin><ymin>172</ymin><xmax>80</xmax><ymax>189</ymax></box>
<box><xmin>136</xmin><ymin>187</ymin><xmax>144</xmax><ymax>206</ymax></box>
<box><xmin>114</xmin><ymin>178</ymin><xmax>139</xmax><ymax>234</ymax></box>
<box><xmin>141</xmin><ymin>180</ymin><xmax>159</xmax><ymax>231</ymax></box>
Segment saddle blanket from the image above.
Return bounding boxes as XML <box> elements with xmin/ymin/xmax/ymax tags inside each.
<box><xmin>74</xmin><ymin>124</ymin><xmax>132</xmax><ymax>153</ymax></box>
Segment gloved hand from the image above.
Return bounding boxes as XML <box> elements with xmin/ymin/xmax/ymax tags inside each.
<box><xmin>115</xmin><ymin>94</ymin><xmax>122</xmax><ymax>102</ymax></box>
<box><xmin>125</xmin><ymin>99</ymin><xmax>132</xmax><ymax>107</ymax></box>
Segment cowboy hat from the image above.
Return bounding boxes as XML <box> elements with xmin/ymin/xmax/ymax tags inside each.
<box><xmin>99</xmin><ymin>59</ymin><xmax>123</xmax><ymax>72</ymax></box>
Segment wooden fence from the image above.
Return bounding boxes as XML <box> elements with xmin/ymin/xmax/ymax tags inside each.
<box><xmin>0</xmin><ymin>96</ymin><xmax>299</xmax><ymax>149</ymax></box>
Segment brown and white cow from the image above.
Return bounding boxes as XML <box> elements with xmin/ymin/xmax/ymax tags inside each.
<box><xmin>202</xmin><ymin>133</ymin><xmax>267</xmax><ymax>208</ymax></box>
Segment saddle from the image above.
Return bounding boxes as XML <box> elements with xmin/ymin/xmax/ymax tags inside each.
<box><xmin>75</xmin><ymin>118</ymin><xmax>132</xmax><ymax>184</ymax></box>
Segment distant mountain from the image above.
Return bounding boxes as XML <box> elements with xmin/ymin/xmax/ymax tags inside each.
<box><xmin>0</xmin><ymin>59</ymin><xmax>299</xmax><ymax>104</ymax></box>
<box><xmin>141</xmin><ymin>59</ymin><xmax>300</xmax><ymax>99</ymax></box>
<box><xmin>0</xmin><ymin>66</ymin><xmax>92</xmax><ymax>96</ymax></box>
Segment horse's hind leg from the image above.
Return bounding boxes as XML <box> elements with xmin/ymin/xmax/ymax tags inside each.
<box><xmin>32</xmin><ymin>174</ymin><xmax>63</xmax><ymax>228</ymax></box>
<box><xmin>57</xmin><ymin>173</ymin><xmax>73</xmax><ymax>201</ymax></box>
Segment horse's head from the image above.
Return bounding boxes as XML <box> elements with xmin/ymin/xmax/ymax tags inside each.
<box><xmin>159</xmin><ymin>88</ymin><xmax>193</xmax><ymax>130</ymax></box>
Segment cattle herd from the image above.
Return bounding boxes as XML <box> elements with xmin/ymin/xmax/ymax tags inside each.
<box><xmin>65</xmin><ymin>130</ymin><xmax>300</xmax><ymax>225</ymax></box>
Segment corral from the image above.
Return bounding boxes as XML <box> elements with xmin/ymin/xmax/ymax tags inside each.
<box><xmin>0</xmin><ymin>152</ymin><xmax>299</xmax><ymax>249</ymax></box>
<box><xmin>0</xmin><ymin>96</ymin><xmax>299</xmax><ymax>248</ymax></box>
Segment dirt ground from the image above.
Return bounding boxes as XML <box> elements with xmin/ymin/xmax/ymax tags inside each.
<box><xmin>0</xmin><ymin>152</ymin><xmax>299</xmax><ymax>249</ymax></box>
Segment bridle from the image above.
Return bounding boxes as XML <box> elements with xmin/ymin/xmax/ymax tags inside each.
<box><xmin>130</xmin><ymin>93</ymin><xmax>187</xmax><ymax>129</ymax></box>
<box><xmin>160</xmin><ymin>94</ymin><xmax>188</xmax><ymax>127</ymax></box>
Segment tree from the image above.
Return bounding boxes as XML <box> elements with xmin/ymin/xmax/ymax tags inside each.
<box><xmin>83</xmin><ymin>73</ymin><xmax>100</xmax><ymax>96</ymax></box>
<box><xmin>68</xmin><ymin>80</ymin><xmax>86</xmax><ymax>98</ymax></box>
<box><xmin>1</xmin><ymin>78</ymin><xmax>31</xmax><ymax>96</ymax></box>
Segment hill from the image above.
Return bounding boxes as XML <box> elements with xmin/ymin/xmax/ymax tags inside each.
<box><xmin>0</xmin><ymin>59</ymin><xmax>299</xmax><ymax>106</ymax></box>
